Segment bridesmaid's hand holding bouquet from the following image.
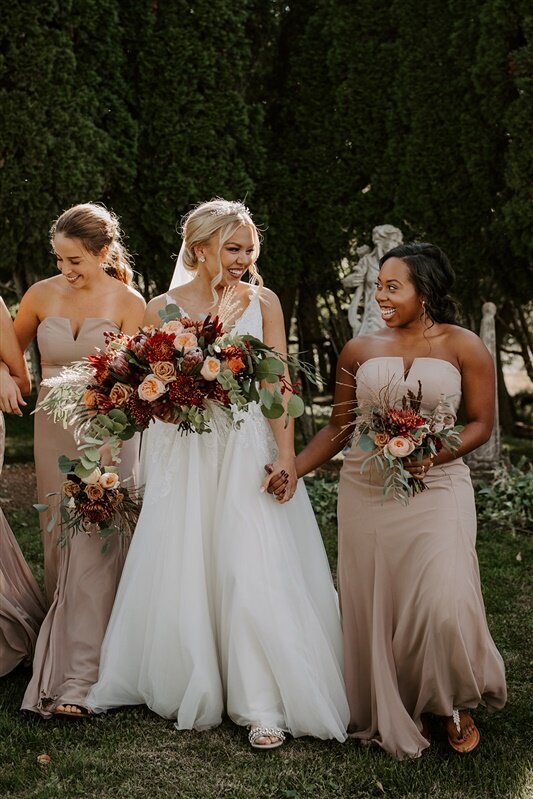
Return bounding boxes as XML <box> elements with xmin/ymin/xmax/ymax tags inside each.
<box><xmin>355</xmin><ymin>380</ymin><xmax>463</xmax><ymax>504</ymax></box>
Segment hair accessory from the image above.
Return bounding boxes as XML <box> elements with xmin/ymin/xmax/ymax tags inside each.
<box><xmin>210</xmin><ymin>203</ymin><xmax>251</xmax><ymax>218</ymax></box>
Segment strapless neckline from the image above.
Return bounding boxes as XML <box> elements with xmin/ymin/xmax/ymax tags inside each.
<box><xmin>357</xmin><ymin>356</ymin><xmax>461</xmax><ymax>383</ymax></box>
<box><xmin>37</xmin><ymin>316</ymin><xmax>119</xmax><ymax>342</ymax></box>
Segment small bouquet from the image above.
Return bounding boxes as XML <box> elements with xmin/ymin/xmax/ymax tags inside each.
<box><xmin>355</xmin><ymin>380</ymin><xmax>463</xmax><ymax>504</ymax></box>
<box><xmin>34</xmin><ymin>457</ymin><xmax>142</xmax><ymax>551</ymax></box>
<box><xmin>35</xmin><ymin>289</ymin><xmax>307</xmax><ymax>541</ymax></box>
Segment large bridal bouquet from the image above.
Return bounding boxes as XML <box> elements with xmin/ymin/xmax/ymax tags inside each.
<box><xmin>35</xmin><ymin>291</ymin><xmax>306</xmax><ymax>542</ymax></box>
<box><xmin>354</xmin><ymin>380</ymin><xmax>463</xmax><ymax>504</ymax></box>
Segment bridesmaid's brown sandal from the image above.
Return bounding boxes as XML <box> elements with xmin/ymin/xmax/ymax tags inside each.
<box><xmin>447</xmin><ymin>709</ymin><xmax>480</xmax><ymax>753</ymax></box>
<box><xmin>54</xmin><ymin>704</ymin><xmax>90</xmax><ymax>718</ymax></box>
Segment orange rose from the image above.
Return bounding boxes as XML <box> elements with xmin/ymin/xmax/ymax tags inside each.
<box><xmin>63</xmin><ymin>480</ymin><xmax>80</xmax><ymax>497</ymax></box>
<box><xmin>109</xmin><ymin>382</ymin><xmax>134</xmax><ymax>406</ymax></box>
<box><xmin>152</xmin><ymin>361</ymin><xmax>177</xmax><ymax>383</ymax></box>
<box><xmin>83</xmin><ymin>388</ymin><xmax>99</xmax><ymax>409</ymax></box>
<box><xmin>374</xmin><ymin>432</ymin><xmax>390</xmax><ymax>449</ymax></box>
<box><xmin>224</xmin><ymin>356</ymin><xmax>245</xmax><ymax>375</ymax></box>
<box><xmin>86</xmin><ymin>483</ymin><xmax>105</xmax><ymax>500</ymax></box>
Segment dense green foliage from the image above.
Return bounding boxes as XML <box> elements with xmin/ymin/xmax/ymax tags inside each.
<box><xmin>0</xmin><ymin>1</ymin><xmax>531</xmax><ymax>401</ymax></box>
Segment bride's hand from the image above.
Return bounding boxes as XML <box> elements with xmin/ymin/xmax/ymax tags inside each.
<box><xmin>261</xmin><ymin>458</ymin><xmax>297</xmax><ymax>503</ymax></box>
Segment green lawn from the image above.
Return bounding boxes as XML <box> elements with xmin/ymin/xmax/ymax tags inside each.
<box><xmin>0</xmin><ymin>444</ymin><xmax>532</xmax><ymax>798</ymax></box>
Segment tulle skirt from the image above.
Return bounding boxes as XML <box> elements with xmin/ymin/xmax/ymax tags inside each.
<box><xmin>88</xmin><ymin>407</ymin><xmax>349</xmax><ymax>740</ymax></box>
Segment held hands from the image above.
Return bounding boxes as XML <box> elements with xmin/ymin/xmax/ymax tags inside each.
<box><xmin>261</xmin><ymin>457</ymin><xmax>298</xmax><ymax>504</ymax></box>
<box><xmin>0</xmin><ymin>366</ymin><xmax>26</xmax><ymax>416</ymax></box>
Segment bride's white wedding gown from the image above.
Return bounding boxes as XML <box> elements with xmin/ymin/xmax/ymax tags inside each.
<box><xmin>87</xmin><ymin>291</ymin><xmax>349</xmax><ymax>740</ymax></box>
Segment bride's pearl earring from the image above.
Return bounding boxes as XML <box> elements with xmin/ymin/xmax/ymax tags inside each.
<box><xmin>198</xmin><ymin>255</ymin><xmax>206</xmax><ymax>263</ymax></box>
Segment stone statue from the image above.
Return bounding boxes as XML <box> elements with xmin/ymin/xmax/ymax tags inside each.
<box><xmin>342</xmin><ymin>224</ymin><xmax>404</xmax><ymax>337</ymax></box>
<box><xmin>465</xmin><ymin>302</ymin><xmax>501</xmax><ymax>478</ymax></box>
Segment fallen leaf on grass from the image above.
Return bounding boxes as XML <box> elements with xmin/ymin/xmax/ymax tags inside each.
<box><xmin>37</xmin><ymin>754</ymin><xmax>51</xmax><ymax>764</ymax></box>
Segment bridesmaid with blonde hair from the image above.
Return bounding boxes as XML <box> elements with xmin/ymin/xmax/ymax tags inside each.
<box><xmin>14</xmin><ymin>203</ymin><xmax>145</xmax><ymax>716</ymax></box>
<box><xmin>0</xmin><ymin>298</ymin><xmax>46</xmax><ymax>676</ymax></box>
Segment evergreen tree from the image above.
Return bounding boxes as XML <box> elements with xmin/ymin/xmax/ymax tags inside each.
<box><xmin>0</xmin><ymin>0</ymin><xmax>135</xmax><ymax>293</ymax></box>
<box><xmin>123</xmin><ymin>0</ymin><xmax>262</xmax><ymax>294</ymax></box>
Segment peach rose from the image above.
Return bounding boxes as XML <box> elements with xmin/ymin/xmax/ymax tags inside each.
<box><xmin>385</xmin><ymin>436</ymin><xmax>416</xmax><ymax>458</ymax></box>
<box><xmin>109</xmin><ymin>382</ymin><xmax>134</xmax><ymax>406</ymax></box>
<box><xmin>81</xmin><ymin>467</ymin><xmax>102</xmax><ymax>485</ymax></box>
<box><xmin>174</xmin><ymin>331</ymin><xmax>198</xmax><ymax>352</ymax></box>
<box><xmin>99</xmin><ymin>472</ymin><xmax>120</xmax><ymax>490</ymax></box>
<box><xmin>200</xmin><ymin>356</ymin><xmax>221</xmax><ymax>381</ymax></box>
<box><xmin>138</xmin><ymin>374</ymin><xmax>168</xmax><ymax>401</ymax></box>
<box><xmin>161</xmin><ymin>319</ymin><xmax>184</xmax><ymax>336</ymax></box>
<box><xmin>86</xmin><ymin>483</ymin><xmax>105</xmax><ymax>500</ymax></box>
<box><xmin>83</xmin><ymin>388</ymin><xmax>99</xmax><ymax>409</ymax></box>
<box><xmin>374</xmin><ymin>432</ymin><xmax>390</xmax><ymax>448</ymax></box>
<box><xmin>63</xmin><ymin>480</ymin><xmax>80</xmax><ymax>497</ymax></box>
<box><xmin>152</xmin><ymin>360</ymin><xmax>177</xmax><ymax>383</ymax></box>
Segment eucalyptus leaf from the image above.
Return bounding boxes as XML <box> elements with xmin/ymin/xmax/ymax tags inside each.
<box><xmin>33</xmin><ymin>503</ymin><xmax>49</xmax><ymax>512</ymax></box>
<box><xmin>74</xmin><ymin>463</ymin><xmax>97</xmax><ymax>479</ymax></box>
<box><xmin>260</xmin><ymin>403</ymin><xmax>284</xmax><ymax>420</ymax></box>
<box><xmin>259</xmin><ymin>388</ymin><xmax>274</xmax><ymax>409</ymax></box>
<box><xmin>95</xmin><ymin>414</ymin><xmax>115</xmax><ymax>431</ymax></box>
<box><xmin>58</xmin><ymin>455</ymin><xmax>77</xmax><ymax>473</ymax></box>
<box><xmin>108</xmin><ymin>409</ymin><xmax>128</xmax><ymax>425</ymax></box>
<box><xmin>248</xmin><ymin>381</ymin><xmax>260</xmax><ymax>403</ymax></box>
<box><xmin>46</xmin><ymin>513</ymin><xmax>58</xmax><ymax>533</ymax></box>
<box><xmin>158</xmin><ymin>303</ymin><xmax>182</xmax><ymax>323</ymax></box>
<box><xmin>358</xmin><ymin>433</ymin><xmax>376</xmax><ymax>452</ymax></box>
<box><xmin>287</xmin><ymin>393</ymin><xmax>305</xmax><ymax>418</ymax></box>
<box><xmin>255</xmin><ymin>357</ymin><xmax>284</xmax><ymax>380</ymax></box>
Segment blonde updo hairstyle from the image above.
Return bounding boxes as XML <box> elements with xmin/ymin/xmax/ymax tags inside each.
<box><xmin>180</xmin><ymin>199</ymin><xmax>263</xmax><ymax>305</ymax></box>
<box><xmin>50</xmin><ymin>203</ymin><xmax>133</xmax><ymax>285</ymax></box>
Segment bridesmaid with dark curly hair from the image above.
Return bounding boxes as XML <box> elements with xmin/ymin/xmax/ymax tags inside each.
<box><xmin>269</xmin><ymin>242</ymin><xmax>507</xmax><ymax>758</ymax></box>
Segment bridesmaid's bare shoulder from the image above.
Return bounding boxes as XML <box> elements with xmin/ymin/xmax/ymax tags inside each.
<box><xmin>444</xmin><ymin>325</ymin><xmax>493</xmax><ymax>372</ymax></box>
<box><xmin>21</xmin><ymin>275</ymin><xmax>65</xmax><ymax>310</ymax></box>
<box><xmin>338</xmin><ymin>334</ymin><xmax>379</xmax><ymax>375</ymax></box>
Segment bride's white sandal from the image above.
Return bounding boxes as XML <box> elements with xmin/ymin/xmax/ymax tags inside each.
<box><xmin>248</xmin><ymin>726</ymin><xmax>286</xmax><ymax>750</ymax></box>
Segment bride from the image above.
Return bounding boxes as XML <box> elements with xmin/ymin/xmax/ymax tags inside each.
<box><xmin>87</xmin><ymin>199</ymin><xmax>349</xmax><ymax>748</ymax></box>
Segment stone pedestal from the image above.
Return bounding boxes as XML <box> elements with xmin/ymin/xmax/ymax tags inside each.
<box><xmin>465</xmin><ymin>302</ymin><xmax>501</xmax><ymax>480</ymax></box>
